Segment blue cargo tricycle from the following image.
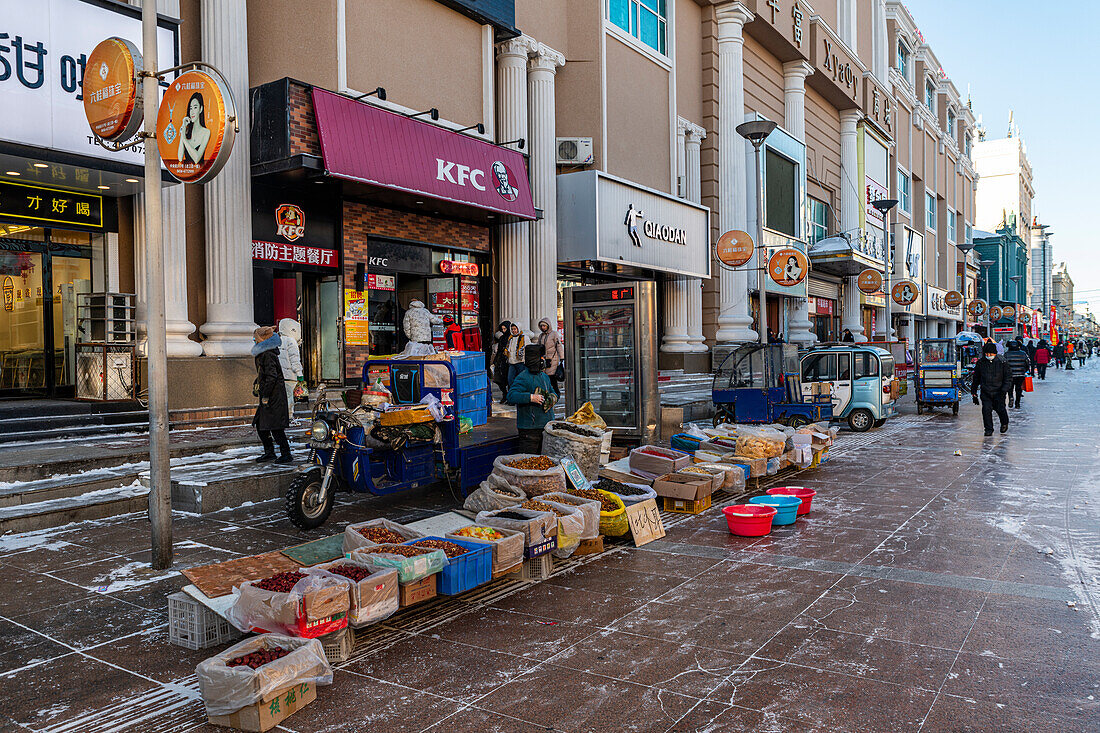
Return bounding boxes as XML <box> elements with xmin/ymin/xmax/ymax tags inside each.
<box><xmin>914</xmin><ymin>337</ymin><xmax>962</xmax><ymax>415</ymax></box>
<box><xmin>712</xmin><ymin>343</ymin><xmax>833</xmax><ymax>427</ymax></box>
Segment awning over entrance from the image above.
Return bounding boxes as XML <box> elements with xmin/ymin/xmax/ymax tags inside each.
<box><xmin>311</xmin><ymin>89</ymin><xmax>537</xmax><ymax>222</ymax></box>
<box><xmin>808</xmin><ymin>234</ymin><xmax>885</xmax><ymax>277</ymax></box>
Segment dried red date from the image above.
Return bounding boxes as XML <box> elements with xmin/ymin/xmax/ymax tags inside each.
<box><xmin>254</xmin><ymin>571</ymin><xmax>306</xmax><ymax>593</ymax></box>
<box><xmin>328</xmin><ymin>564</ymin><xmax>375</xmax><ymax>583</ymax></box>
<box><xmin>227</xmin><ymin>646</ymin><xmax>290</xmax><ymax>669</ymax></box>
<box><xmin>409</xmin><ymin>539</ymin><xmax>468</xmax><ymax>558</ymax></box>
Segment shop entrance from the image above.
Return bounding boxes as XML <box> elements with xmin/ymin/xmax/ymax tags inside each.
<box><xmin>264</xmin><ymin>271</ymin><xmax>342</xmax><ymax>385</ymax></box>
<box><xmin>369</xmin><ymin>273</ymin><xmax>487</xmax><ymax>355</ymax></box>
<box><xmin>0</xmin><ymin>226</ymin><xmax>101</xmax><ymax>398</ymax></box>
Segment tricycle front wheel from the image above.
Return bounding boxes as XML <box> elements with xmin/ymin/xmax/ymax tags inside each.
<box><xmin>286</xmin><ymin>467</ymin><xmax>335</xmax><ymax>530</ymax></box>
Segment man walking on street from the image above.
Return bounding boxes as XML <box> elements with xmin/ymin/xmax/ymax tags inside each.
<box><xmin>1034</xmin><ymin>339</ymin><xmax>1051</xmax><ymax>380</ymax></box>
<box><xmin>972</xmin><ymin>341</ymin><xmax>1012</xmax><ymax>436</ymax></box>
<box><xmin>1065</xmin><ymin>340</ymin><xmax>1075</xmax><ymax>370</ymax></box>
<box><xmin>1004</xmin><ymin>340</ymin><xmax>1031</xmax><ymax>408</ymax></box>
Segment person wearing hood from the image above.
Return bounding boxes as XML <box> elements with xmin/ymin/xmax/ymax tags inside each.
<box><xmin>442</xmin><ymin>314</ymin><xmax>464</xmax><ymax>351</ymax></box>
<box><xmin>505</xmin><ymin>322</ymin><xmax>527</xmax><ymax>387</ymax></box>
<box><xmin>403</xmin><ymin>299</ymin><xmax>442</xmax><ymax>346</ymax></box>
<box><xmin>490</xmin><ymin>321</ymin><xmax>512</xmax><ymax>402</ymax></box>
<box><xmin>251</xmin><ymin>327</ymin><xmax>292</xmax><ymax>463</ymax></box>
<box><xmin>1003</xmin><ymin>340</ymin><xmax>1031</xmax><ymax>408</ymax></box>
<box><xmin>971</xmin><ymin>340</ymin><xmax>1012</xmax><ymax>436</ymax></box>
<box><xmin>507</xmin><ymin>343</ymin><xmax>558</xmax><ymax>454</ymax></box>
<box><xmin>537</xmin><ymin>317</ymin><xmax>564</xmax><ymax>392</ymax></box>
<box><xmin>1034</xmin><ymin>339</ymin><xmax>1051</xmax><ymax>380</ymax></box>
<box><xmin>278</xmin><ymin>318</ymin><xmax>304</xmax><ymax>421</ymax></box>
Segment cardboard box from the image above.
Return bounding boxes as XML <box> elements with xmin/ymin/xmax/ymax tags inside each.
<box><xmin>599</xmin><ymin>460</ymin><xmax>655</xmax><ymax>486</ymax></box>
<box><xmin>399</xmin><ymin>574</ymin><xmax>437</xmax><ymax>607</ymax></box>
<box><xmin>652</xmin><ymin>472</ymin><xmax>714</xmax><ymax>502</ymax></box>
<box><xmin>208</xmin><ymin>681</ymin><xmax>316</xmax><ymax>732</ymax></box>
<box><xmin>628</xmin><ymin>447</ymin><xmax>692</xmax><ymax>476</ymax></box>
<box><xmin>301</xmin><ymin>584</ymin><xmax>351</xmax><ymax>622</ymax></box>
<box><xmin>674</xmin><ymin>468</ymin><xmax>722</xmax><ymax>493</ymax></box>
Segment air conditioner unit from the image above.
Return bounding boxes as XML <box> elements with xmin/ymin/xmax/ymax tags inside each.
<box><xmin>556</xmin><ymin>137</ymin><xmax>594</xmax><ymax>166</ymax></box>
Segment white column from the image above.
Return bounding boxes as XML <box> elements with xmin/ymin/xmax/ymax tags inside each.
<box><xmin>683</xmin><ymin>124</ymin><xmax>708</xmax><ymax>352</ymax></box>
<box><xmin>838</xmin><ymin>109</ymin><xmax>865</xmax><ymax>341</ymax></box>
<box><xmin>527</xmin><ymin>43</ymin><xmax>565</xmax><ymax>330</ymax></box>
<box><xmin>783</xmin><ymin>60</ymin><xmax>817</xmax><ymax>346</ymax></box>
<box><xmin>495</xmin><ymin>36</ymin><xmax>532</xmax><ymax>331</ymax></box>
<box><xmin>715</xmin><ymin>4</ymin><xmax>756</xmax><ymax>343</ymax></box>
<box><xmin>662</xmin><ymin>121</ymin><xmax>692</xmax><ymax>353</ymax></box>
<box><xmin>199</xmin><ymin>0</ymin><xmax>256</xmax><ymax>355</ymax></box>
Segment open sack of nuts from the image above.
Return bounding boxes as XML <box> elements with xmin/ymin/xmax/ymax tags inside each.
<box><xmin>348</xmin><ymin>543</ymin><xmax>448</xmax><ymax>583</ymax></box>
<box><xmin>343</xmin><ymin>518</ymin><xmax>425</xmax><ymax>554</ymax></box>
<box><xmin>542</xmin><ymin>420</ymin><xmax>605</xmax><ymax>481</ymax></box>
<box><xmin>226</xmin><ymin>571</ymin><xmax>351</xmax><ymax>638</ymax></box>
<box><xmin>475</xmin><ymin>507</ymin><xmax>557</xmax><ymax>547</ymax></box>
<box><xmin>196</xmin><ymin>634</ymin><xmax>332</xmax><ymax>718</ymax></box>
<box><xmin>541</xmin><ymin>491</ymin><xmax>601</xmax><ymax>540</ymax></box>
<box><xmin>490</xmin><ymin>454</ymin><xmax>566</xmax><ymax>497</ymax></box>
<box><xmin>306</xmin><ymin>560</ymin><xmax>399</xmax><ymax>628</ymax></box>
<box><xmin>462</xmin><ymin>473</ymin><xmax>528</xmax><ymax>514</ymax></box>
<box><xmin>524</xmin><ymin>497</ymin><xmax>586</xmax><ymax>558</ymax></box>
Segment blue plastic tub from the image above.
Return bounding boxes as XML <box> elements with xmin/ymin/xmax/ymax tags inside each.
<box><xmin>748</xmin><ymin>495</ymin><xmax>801</xmax><ymax>526</ymax></box>
<box><xmin>456</xmin><ymin>387</ymin><xmax>488</xmax><ymax>413</ymax></box>
<box><xmin>404</xmin><ymin>536</ymin><xmax>492</xmax><ymax>595</ymax></box>
<box><xmin>455</xmin><ymin>371</ymin><xmax>488</xmax><ymax>395</ymax></box>
<box><xmin>449</xmin><ymin>352</ymin><xmax>486</xmax><ymax>376</ymax></box>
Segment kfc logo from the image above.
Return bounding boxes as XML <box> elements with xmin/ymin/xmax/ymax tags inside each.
<box><xmin>275</xmin><ymin>204</ymin><xmax>305</xmax><ymax>242</ymax></box>
<box><xmin>492</xmin><ymin>161</ymin><xmax>519</xmax><ymax>201</ymax></box>
<box><xmin>434</xmin><ymin>158</ymin><xmax>520</xmax><ymax>202</ymax></box>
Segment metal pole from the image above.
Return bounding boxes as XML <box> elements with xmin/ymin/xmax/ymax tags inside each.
<box><xmin>754</xmin><ymin>141</ymin><xmax>767</xmax><ymax>345</ymax></box>
<box><xmin>142</xmin><ymin>3</ymin><xmax>172</xmax><ymax>569</ymax></box>
<box><xmin>882</xmin><ymin>213</ymin><xmax>891</xmax><ymax>341</ymax></box>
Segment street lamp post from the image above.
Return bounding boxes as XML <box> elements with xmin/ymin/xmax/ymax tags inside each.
<box><xmin>1010</xmin><ymin>275</ymin><xmax>1022</xmax><ymax>337</ymax></box>
<box><xmin>956</xmin><ymin>241</ymin><xmax>975</xmax><ymax>332</ymax></box>
<box><xmin>871</xmin><ymin>198</ymin><xmax>898</xmax><ymax>340</ymax></box>
<box><xmin>736</xmin><ymin>119</ymin><xmax>778</xmax><ymax>345</ymax></box>
<box><xmin>979</xmin><ymin>259</ymin><xmax>996</xmax><ymax>337</ymax></box>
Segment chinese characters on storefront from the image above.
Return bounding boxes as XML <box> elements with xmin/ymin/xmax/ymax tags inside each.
<box><xmin>0</xmin><ymin>180</ymin><xmax>103</xmax><ymax>228</ymax></box>
<box><xmin>251</xmin><ymin>241</ymin><xmax>336</xmax><ymax>267</ymax></box>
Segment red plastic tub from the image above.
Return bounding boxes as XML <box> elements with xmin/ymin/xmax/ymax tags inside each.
<box><xmin>766</xmin><ymin>486</ymin><xmax>817</xmax><ymax>515</ymax></box>
<box><xmin>722</xmin><ymin>504</ymin><xmax>777</xmax><ymax>537</ymax></box>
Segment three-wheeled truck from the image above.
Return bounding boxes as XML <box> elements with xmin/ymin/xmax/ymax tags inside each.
<box><xmin>286</xmin><ymin>354</ymin><xmax>518</xmax><ymax>529</ymax></box>
<box><xmin>712</xmin><ymin>343</ymin><xmax>833</xmax><ymax>427</ymax></box>
<box><xmin>914</xmin><ymin>337</ymin><xmax>963</xmax><ymax>415</ymax></box>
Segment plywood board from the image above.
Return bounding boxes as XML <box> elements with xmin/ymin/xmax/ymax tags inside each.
<box><xmin>182</xmin><ymin>551</ymin><xmax>300</xmax><ymax>598</ymax></box>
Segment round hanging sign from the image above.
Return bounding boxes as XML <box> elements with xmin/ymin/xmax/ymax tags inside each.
<box><xmin>83</xmin><ymin>37</ymin><xmax>144</xmax><ymax>142</ymax></box>
<box><xmin>989</xmin><ymin>305</ymin><xmax>1003</xmax><ymax>321</ymax></box>
<box><xmin>968</xmin><ymin>299</ymin><xmax>987</xmax><ymax>317</ymax></box>
<box><xmin>857</xmin><ymin>268</ymin><xmax>883</xmax><ymax>294</ymax></box>
<box><xmin>767</xmin><ymin>248</ymin><xmax>809</xmax><ymax>287</ymax></box>
<box><xmin>156</xmin><ymin>69</ymin><xmax>236</xmax><ymax>184</ymax></box>
<box><xmin>715</xmin><ymin>230</ymin><xmax>754</xmax><ymax>268</ymax></box>
<box><xmin>944</xmin><ymin>290</ymin><xmax>963</xmax><ymax>308</ymax></box>
<box><xmin>891</xmin><ymin>280</ymin><xmax>920</xmax><ymax>306</ymax></box>
<box><xmin>1002</xmin><ymin>304</ymin><xmax>1016</xmax><ymax>320</ymax></box>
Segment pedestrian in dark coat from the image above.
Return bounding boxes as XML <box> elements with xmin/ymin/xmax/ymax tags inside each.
<box><xmin>1054</xmin><ymin>341</ymin><xmax>1065</xmax><ymax>369</ymax></box>
<box><xmin>252</xmin><ymin>326</ymin><xmax>292</xmax><ymax>463</ymax></box>
<box><xmin>1003</xmin><ymin>340</ymin><xmax>1031</xmax><ymax>408</ymax></box>
<box><xmin>1034</xmin><ymin>340</ymin><xmax>1051</xmax><ymax>381</ymax></box>
<box><xmin>971</xmin><ymin>341</ymin><xmax>1013</xmax><ymax>436</ymax></box>
<box><xmin>491</xmin><ymin>321</ymin><xmax>512</xmax><ymax>403</ymax></box>
<box><xmin>841</xmin><ymin>329</ymin><xmax>855</xmax><ymax>342</ymax></box>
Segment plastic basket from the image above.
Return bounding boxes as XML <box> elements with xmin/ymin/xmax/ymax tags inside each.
<box><xmin>406</xmin><ymin>536</ymin><xmax>492</xmax><ymax>595</ymax></box>
<box><xmin>524</xmin><ymin>536</ymin><xmax>557</xmax><ymax>559</ymax></box>
<box><xmin>319</xmin><ymin>627</ymin><xmax>354</xmax><ymax>664</ymax></box>
<box><xmin>520</xmin><ymin>553</ymin><xmax>553</xmax><ymax>581</ymax></box>
<box><xmin>449</xmin><ymin>351</ymin><xmax>486</xmax><ymax>376</ymax></box>
<box><xmin>167</xmin><ymin>592</ymin><xmax>239</xmax><ymax>650</ymax></box>
<box><xmin>456</xmin><ymin>371</ymin><xmax>488</xmax><ymax>395</ymax></box>
<box><xmin>456</xmin><ymin>388</ymin><xmax>488</xmax><ymax>413</ymax></box>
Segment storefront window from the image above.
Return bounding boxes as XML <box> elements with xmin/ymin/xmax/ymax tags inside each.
<box><xmin>0</xmin><ymin>252</ymin><xmax>46</xmax><ymax>391</ymax></box>
<box><xmin>607</xmin><ymin>0</ymin><xmax>667</xmax><ymax>55</ymax></box>
<box><xmin>572</xmin><ymin>303</ymin><xmax>636</xmax><ymax>429</ymax></box>
<box><xmin>765</xmin><ymin>149</ymin><xmax>798</xmax><ymax>238</ymax></box>
<box><xmin>808</xmin><ymin>197</ymin><xmax>828</xmax><ymax>245</ymax></box>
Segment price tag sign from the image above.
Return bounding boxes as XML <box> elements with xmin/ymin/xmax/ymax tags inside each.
<box><xmin>624</xmin><ymin>498</ymin><xmax>665</xmax><ymax>547</ymax></box>
<box><xmin>559</xmin><ymin>457</ymin><xmax>592</xmax><ymax>491</ymax></box>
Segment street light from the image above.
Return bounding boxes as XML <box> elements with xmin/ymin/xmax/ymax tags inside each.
<box><xmin>871</xmin><ymin>198</ymin><xmax>898</xmax><ymax>340</ymax></box>
<box><xmin>979</xmin><ymin>259</ymin><xmax>996</xmax><ymax>337</ymax></box>
<box><xmin>1010</xmin><ymin>275</ymin><xmax>1022</xmax><ymax>337</ymax></box>
<box><xmin>956</xmin><ymin>241</ymin><xmax>975</xmax><ymax>332</ymax></box>
<box><xmin>736</xmin><ymin>119</ymin><xmax>778</xmax><ymax>345</ymax></box>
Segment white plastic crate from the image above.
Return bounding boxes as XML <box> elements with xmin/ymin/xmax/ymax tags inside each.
<box><xmin>320</xmin><ymin>628</ymin><xmax>353</xmax><ymax>664</ymax></box>
<box><xmin>167</xmin><ymin>592</ymin><xmax>239</xmax><ymax>650</ymax></box>
<box><xmin>520</xmin><ymin>553</ymin><xmax>553</xmax><ymax>581</ymax></box>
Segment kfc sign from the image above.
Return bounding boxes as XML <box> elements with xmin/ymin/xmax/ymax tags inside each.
<box><xmin>275</xmin><ymin>204</ymin><xmax>305</xmax><ymax>241</ymax></box>
<box><xmin>435</xmin><ymin>159</ymin><xmax>521</xmax><ymax>202</ymax></box>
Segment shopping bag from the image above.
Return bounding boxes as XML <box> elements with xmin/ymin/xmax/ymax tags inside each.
<box><xmin>1023</xmin><ymin>376</ymin><xmax>1033</xmax><ymax>392</ymax></box>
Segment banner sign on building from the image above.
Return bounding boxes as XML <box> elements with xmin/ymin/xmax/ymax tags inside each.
<box><xmin>0</xmin><ymin>180</ymin><xmax>102</xmax><ymax>229</ymax></box>
<box><xmin>343</xmin><ymin>289</ymin><xmax>369</xmax><ymax>346</ymax></box>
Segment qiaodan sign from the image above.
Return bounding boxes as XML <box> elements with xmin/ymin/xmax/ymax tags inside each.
<box><xmin>155</xmin><ymin>69</ymin><xmax>236</xmax><ymax>184</ymax></box>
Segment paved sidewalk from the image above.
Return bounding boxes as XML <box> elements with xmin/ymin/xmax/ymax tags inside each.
<box><xmin>1</xmin><ymin>365</ymin><xmax>1098</xmax><ymax>732</ymax></box>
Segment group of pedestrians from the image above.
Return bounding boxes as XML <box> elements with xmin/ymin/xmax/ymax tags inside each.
<box><xmin>490</xmin><ymin>318</ymin><xmax>564</xmax><ymax>403</ymax></box>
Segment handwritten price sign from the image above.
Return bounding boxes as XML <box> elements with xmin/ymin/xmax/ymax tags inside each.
<box><xmin>624</xmin><ymin>498</ymin><xmax>665</xmax><ymax>547</ymax></box>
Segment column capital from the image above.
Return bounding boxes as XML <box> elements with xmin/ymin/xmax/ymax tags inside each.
<box><xmin>496</xmin><ymin>34</ymin><xmax>536</xmax><ymax>61</ymax></box>
<box><xmin>715</xmin><ymin>3</ymin><xmax>754</xmax><ymax>39</ymax></box>
<box><xmin>677</xmin><ymin>116</ymin><xmax>707</xmax><ymax>142</ymax></box>
<box><xmin>782</xmin><ymin>60</ymin><xmax>815</xmax><ymax>84</ymax></box>
<box><xmin>528</xmin><ymin>42</ymin><xmax>565</xmax><ymax>73</ymax></box>
<box><xmin>839</xmin><ymin>109</ymin><xmax>864</xmax><ymax>129</ymax></box>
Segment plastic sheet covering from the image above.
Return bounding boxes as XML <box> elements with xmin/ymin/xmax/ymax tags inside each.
<box><xmin>734</xmin><ymin>425</ymin><xmax>787</xmax><ymax>459</ymax></box>
<box><xmin>462</xmin><ymin>473</ymin><xmax>527</xmax><ymax>514</ymax></box>
<box><xmin>446</xmin><ymin>525</ymin><xmax>525</xmax><ymax>574</ymax></box>
<box><xmin>306</xmin><ymin>561</ymin><xmax>399</xmax><ymax>628</ymax></box>
<box><xmin>490</xmin><ymin>454</ymin><xmax>566</xmax><ymax>497</ymax></box>
<box><xmin>540</xmin><ymin>491</ymin><xmax>600</xmax><ymax>540</ymax></box>
<box><xmin>423</xmin><ymin>363</ymin><xmax>452</xmax><ymax>389</ymax></box>
<box><xmin>565</xmin><ymin>401</ymin><xmax>607</xmax><ymax>430</ymax></box>
<box><xmin>476</xmin><ymin>507</ymin><xmax>557</xmax><ymax>546</ymax></box>
<box><xmin>197</xmin><ymin>634</ymin><xmax>332</xmax><ymax>717</ymax></box>
<box><xmin>534</xmin><ymin>498</ymin><xmax>586</xmax><ymax>558</ymax></box>
<box><xmin>542</xmin><ymin>421</ymin><xmax>605</xmax><ymax>481</ymax></box>
<box><xmin>343</xmin><ymin>518</ymin><xmax>424</xmax><ymax>554</ymax></box>
<box><xmin>226</xmin><ymin>573</ymin><xmax>351</xmax><ymax>636</ymax></box>
<box><xmin>693</xmin><ymin>462</ymin><xmax>747</xmax><ymax>492</ymax></box>
<box><xmin>349</xmin><ymin>545</ymin><xmax>448</xmax><ymax>583</ymax></box>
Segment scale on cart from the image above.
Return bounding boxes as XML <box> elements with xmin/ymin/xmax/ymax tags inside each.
<box><xmin>563</xmin><ymin>281</ymin><xmax>659</xmax><ymax>443</ymax></box>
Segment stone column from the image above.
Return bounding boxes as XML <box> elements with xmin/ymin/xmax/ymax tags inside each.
<box><xmin>662</xmin><ymin>122</ymin><xmax>692</xmax><ymax>354</ymax></box>
<box><xmin>495</xmin><ymin>36</ymin><xmax>533</xmax><ymax>332</ymax></box>
<box><xmin>527</xmin><ymin>43</ymin><xmax>565</xmax><ymax>330</ymax></box>
<box><xmin>129</xmin><ymin>0</ymin><xmax>201</xmax><ymax>356</ymax></box>
<box><xmin>683</xmin><ymin>124</ymin><xmax>708</xmax><ymax>352</ymax></box>
<box><xmin>783</xmin><ymin>60</ymin><xmax>817</xmax><ymax>346</ymax></box>
<box><xmin>199</xmin><ymin>0</ymin><xmax>256</xmax><ymax>356</ymax></box>
<box><xmin>715</xmin><ymin>4</ymin><xmax>756</xmax><ymax>343</ymax></box>
<box><xmin>838</xmin><ymin>109</ymin><xmax>865</xmax><ymax>341</ymax></box>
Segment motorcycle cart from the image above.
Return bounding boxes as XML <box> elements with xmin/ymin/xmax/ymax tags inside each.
<box><xmin>915</xmin><ymin>337</ymin><xmax>962</xmax><ymax>415</ymax></box>
<box><xmin>712</xmin><ymin>343</ymin><xmax>832</xmax><ymax>427</ymax></box>
<box><xmin>286</xmin><ymin>355</ymin><xmax>517</xmax><ymax>529</ymax></box>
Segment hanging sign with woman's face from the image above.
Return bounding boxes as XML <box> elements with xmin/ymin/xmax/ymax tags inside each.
<box><xmin>156</xmin><ymin>69</ymin><xmax>236</xmax><ymax>183</ymax></box>
<box><xmin>767</xmin><ymin>248</ymin><xmax>808</xmax><ymax>287</ymax></box>
<box><xmin>891</xmin><ymin>280</ymin><xmax>920</xmax><ymax>306</ymax></box>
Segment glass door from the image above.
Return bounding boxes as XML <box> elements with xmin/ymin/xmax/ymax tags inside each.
<box><xmin>0</xmin><ymin>251</ymin><xmax>47</xmax><ymax>393</ymax></box>
<box><xmin>317</xmin><ymin>278</ymin><xmax>341</xmax><ymax>381</ymax></box>
<box><xmin>570</xmin><ymin>302</ymin><xmax>637</xmax><ymax>429</ymax></box>
<box><xmin>51</xmin><ymin>256</ymin><xmax>92</xmax><ymax>392</ymax></box>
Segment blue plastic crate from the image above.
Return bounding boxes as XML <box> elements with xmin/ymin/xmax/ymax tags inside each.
<box><xmin>456</xmin><ymin>388</ymin><xmax>488</xmax><ymax>413</ymax></box>
<box><xmin>449</xmin><ymin>351</ymin><xmax>486</xmax><ymax>376</ymax></box>
<box><xmin>455</xmin><ymin>371</ymin><xmax>488</xmax><ymax>395</ymax></box>
<box><xmin>404</xmin><ymin>536</ymin><xmax>492</xmax><ymax>595</ymax></box>
<box><xmin>386</xmin><ymin>445</ymin><xmax>435</xmax><ymax>483</ymax></box>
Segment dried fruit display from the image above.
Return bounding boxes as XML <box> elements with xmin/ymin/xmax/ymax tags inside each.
<box><xmin>359</xmin><ymin>544</ymin><xmax>433</xmax><ymax>558</ymax></box>
<box><xmin>594</xmin><ymin>478</ymin><xmax>648</xmax><ymax>496</ymax></box>
<box><xmin>494</xmin><ymin>510</ymin><xmax>532</xmax><ymax>520</ymax></box>
<box><xmin>521</xmin><ymin>500</ymin><xmax>554</xmax><ymax>513</ymax></box>
<box><xmin>410</xmin><ymin>539</ymin><xmax>468</xmax><ymax>558</ymax></box>
<box><xmin>506</xmin><ymin>456</ymin><xmax>556</xmax><ymax>471</ymax></box>
<box><xmin>227</xmin><ymin>647</ymin><xmax>290</xmax><ymax>669</ymax></box>
<box><xmin>455</xmin><ymin>526</ymin><xmax>505</xmax><ymax>541</ymax></box>
<box><xmin>495</xmin><ymin>486</ymin><xmax>520</xmax><ymax>498</ymax></box>
<box><xmin>679</xmin><ymin>466</ymin><xmax>713</xmax><ymax>476</ymax></box>
<box><xmin>328</xmin><ymin>564</ymin><xmax>377</xmax><ymax>583</ymax></box>
<box><xmin>254</xmin><ymin>571</ymin><xmax>306</xmax><ymax>593</ymax></box>
<box><xmin>636</xmin><ymin>447</ymin><xmax>674</xmax><ymax>457</ymax></box>
<box><xmin>357</xmin><ymin>526</ymin><xmax>407</xmax><ymax>544</ymax></box>
<box><xmin>567</xmin><ymin>487</ymin><xmax>619</xmax><ymax>512</ymax></box>
<box><xmin>553</xmin><ymin>422</ymin><xmax>601</xmax><ymax>437</ymax></box>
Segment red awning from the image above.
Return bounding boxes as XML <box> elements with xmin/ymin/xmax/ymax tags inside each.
<box><xmin>311</xmin><ymin>88</ymin><xmax>536</xmax><ymax>220</ymax></box>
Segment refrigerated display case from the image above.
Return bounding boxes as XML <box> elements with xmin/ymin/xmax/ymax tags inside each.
<box><xmin>563</xmin><ymin>281</ymin><xmax>658</xmax><ymax>443</ymax></box>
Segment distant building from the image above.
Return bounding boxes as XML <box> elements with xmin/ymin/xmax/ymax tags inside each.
<box><xmin>1051</xmin><ymin>262</ymin><xmax>1074</xmax><ymax>332</ymax></box>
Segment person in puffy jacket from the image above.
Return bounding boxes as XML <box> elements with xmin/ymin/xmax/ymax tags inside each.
<box><xmin>537</xmin><ymin>317</ymin><xmax>564</xmax><ymax>392</ymax></box>
<box><xmin>507</xmin><ymin>344</ymin><xmax>558</xmax><ymax>454</ymax></box>
<box><xmin>490</xmin><ymin>321</ymin><xmax>512</xmax><ymax>402</ymax></box>
<box><xmin>1034</xmin><ymin>339</ymin><xmax>1051</xmax><ymax>380</ymax></box>
<box><xmin>251</xmin><ymin>327</ymin><xmax>292</xmax><ymax>463</ymax></box>
<box><xmin>402</xmin><ymin>299</ymin><xmax>441</xmax><ymax>346</ymax></box>
<box><xmin>1003</xmin><ymin>340</ymin><xmax>1031</xmax><ymax>408</ymax></box>
<box><xmin>505</xmin><ymin>322</ymin><xmax>527</xmax><ymax>387</ymax></box>
<box><xmin>971</xmin><ymin>341</ymin><xmax>1013</xmax><ymax>436</ymax></box>
<box><xmin>442</xmin><ymin>315</ymin><xmax>464</xmax><ymax>351</ymax></box>
<box><xmin>278</xmin><ymin>318</ymin><xmax>304</xmax><ymax>420</ymax></box>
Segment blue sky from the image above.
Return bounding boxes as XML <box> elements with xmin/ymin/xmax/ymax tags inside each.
<box><xmin>907</xmin><ymin>0</ymin><xmax>1099</xmax><ymax>317</ymax></box>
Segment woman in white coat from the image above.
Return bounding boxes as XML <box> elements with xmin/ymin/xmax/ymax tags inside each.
<box><xmin>278</xmin><ymin>318</ymin><xmax>304</xmax><ymax>420</ymax></box>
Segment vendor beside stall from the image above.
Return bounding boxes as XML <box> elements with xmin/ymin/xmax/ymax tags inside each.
<box><xmin>507</xmin><ymin>345</ymin><xmax>558</xmax><ymax>454</ymax></box>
